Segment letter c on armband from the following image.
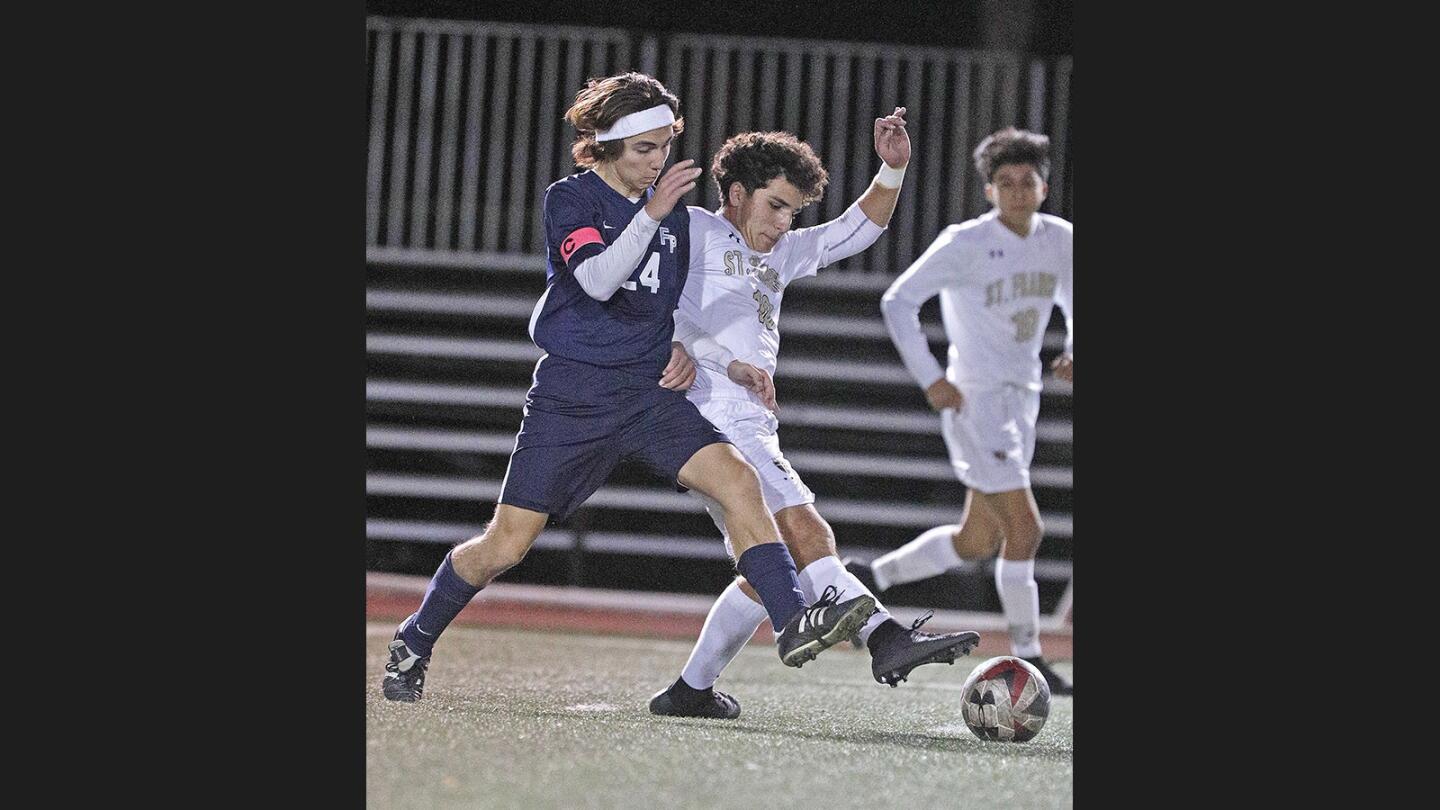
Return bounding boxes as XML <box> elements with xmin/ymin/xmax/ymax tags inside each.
<box><xmin>560</xmin><ymin>227</ymin><xmax>604</xmax><ymax>264</ymax></box>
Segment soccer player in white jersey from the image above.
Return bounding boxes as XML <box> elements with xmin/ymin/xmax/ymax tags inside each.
<box><xmin>852</xmin><ymin>127</ymin><xmax>1074</xmax><ymax>695</ymax></box>
<box><xmin>648</xmin><ymin>109</ymin><xmax>982</xmax><ymax>719</ymax></box>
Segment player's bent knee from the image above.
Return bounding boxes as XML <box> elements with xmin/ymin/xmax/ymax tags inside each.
<box><xmin>680</xmin><ymin>444</ymin><xmax>763</xmax><ymax>504</ymax></box>
<box><xmin>714</xmin><ymin>462</ymin><xmax>766</xmax><ymax>510</ymax></box>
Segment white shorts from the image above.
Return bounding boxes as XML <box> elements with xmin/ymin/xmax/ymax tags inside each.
<box><xmin>940</xmin><ymin>383</ymin><xmax>1041</xmax><ymax>494</ymax></box>
<box><xmin>690</xmin><ymin>398</ymin><xmax>815</xmax><ymax>558</ymax></box>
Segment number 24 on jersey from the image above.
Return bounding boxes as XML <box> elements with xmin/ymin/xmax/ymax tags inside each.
<box><xmin>620</xmin><ymin>253</ymin><xmax>661</xmax><ymax>294</ymax></box>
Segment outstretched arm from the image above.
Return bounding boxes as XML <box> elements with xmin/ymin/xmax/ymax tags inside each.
<box><xmin>857</xmin><ymin>106</ymin><xmax>911</xmax><ymax>228</ymax></box>
<box><xmin>799</xmin><ymin>108</ymin><xmax>912</xmax><ymax>273</ymax></box>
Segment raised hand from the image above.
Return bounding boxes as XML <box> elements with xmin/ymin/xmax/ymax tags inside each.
<box><xmin>874</xmin><ymin>107</ymin><xmax>911</xmax><ymax>168</ymax></box>
<box><xmin>644</xmin><ymin>159</ymin><xmax>703</xmax><ymax>221</ymax></box>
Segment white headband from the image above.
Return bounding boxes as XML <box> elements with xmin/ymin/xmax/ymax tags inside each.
<box><xmin>594</xmin><ymin>104</ymin><xmax>676</xmax><ymax>142</ymax></box>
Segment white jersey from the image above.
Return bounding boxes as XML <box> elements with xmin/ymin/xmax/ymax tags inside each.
<box><xmin>881</xmin><ymin>210</ymin><xmax>1073</xmax><ymax>391</ymax></box>
<box><xmin>677</xmin><ymin>203</ymin><xmax>884</xmax><ymax>407</ymax></box>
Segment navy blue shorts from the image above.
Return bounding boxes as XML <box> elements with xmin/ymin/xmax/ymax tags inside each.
<box><xmin>498</xmin><ymin>354</ymin><xmax>730</xmax><ymax>522</ymax></box>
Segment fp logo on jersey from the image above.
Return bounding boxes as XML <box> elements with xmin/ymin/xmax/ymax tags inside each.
<box><xmin>660</xmin><ymin>227</ymin><xmax>677</xmax><ymax>254</ymax></box>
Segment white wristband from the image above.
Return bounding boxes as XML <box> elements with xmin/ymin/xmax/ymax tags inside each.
<box><xmin>875</xmin><ymin>162</ymin><xmax>907</xmax><ymax>189</ymax></box>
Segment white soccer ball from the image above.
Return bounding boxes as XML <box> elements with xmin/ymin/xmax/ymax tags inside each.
<box><xmin>960</xmin><ymin>656</ymin><xmax>1051</xmax><ymax>742</ymax></box>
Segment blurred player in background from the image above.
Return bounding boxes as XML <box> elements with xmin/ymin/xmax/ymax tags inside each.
<box><xmin>848</xmin><ymin>127</ymin><xmax>1073</xmax><ymax>695</ymax></box>
<box><xmin>648</xmin><ymin>108</ymin><xmax>981</xmax><ymax>720</ymax></box>
<box><xmin>383</xmin><ymin>72</ymin><xmax>876</xmax><ymax>703</ymax></box>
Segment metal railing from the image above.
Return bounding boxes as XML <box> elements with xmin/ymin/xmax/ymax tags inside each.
<box><xmin>366</xmin><ymin>16</ymin><xmax>1072</xmax><ymax>275</ymax></box>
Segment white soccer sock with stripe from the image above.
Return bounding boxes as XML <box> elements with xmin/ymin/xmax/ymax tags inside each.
<box><xmin>798</xmin><ymin>555</ymin><xmax>891</xmax><ymax>643</ymax></box>
<box><xmin>870</xmin><ymin>524</ymin><xmax>964</xmax><ymax>591</ymax></box>
<box><xmin>995</xmin><ymin>556</ymin><xmax>1042</xmax><ymax>658</ymax></box>
<box><xmin>679</xmin><ymin>578</ymin><xmax>768</xmax><ymax>690</ymax></box>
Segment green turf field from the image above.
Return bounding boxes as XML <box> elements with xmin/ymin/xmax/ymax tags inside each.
<box><xmin>367</xmin><ymin>622</ymin><xmax>1073</xmax><ymax>809</ymax></box>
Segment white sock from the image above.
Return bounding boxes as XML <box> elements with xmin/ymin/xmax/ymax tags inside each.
<box><xmin>995</xmin><ymin>557</ymin><xmax>1042</xmax><ymax>658</ymax></box>
<box><xmin>798</xmin><ymin>555</ymin><xmax>892</xmax><ymax>643</ymax></box>
<box><xmin>870</xmin><ymin>524</ymin><xmax>963</xmax><ymax>591</ymax></box>
<box><xmin>679</xmin><ymin>578</ymin><xmax>768</xmax><ymax>690</ymax></box>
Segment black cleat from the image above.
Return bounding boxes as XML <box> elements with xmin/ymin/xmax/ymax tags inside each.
<box><xmin>869</xmin><ymin>612</ymin><xmax>981</xmax><ymax>687</ymax></box>
<box><xmin>776</xmin><ymin>585</ymin><xmax>877</xmax><ymax>668</ymax></box>
<box><xmin>1022</xmin><ymin>656</ymin><xmax>1073</xmax><ymax>696</ymax></box>
<box><xmin>382</xmin><ymin>637</ymin><xmax>430</xmax><ymax>702</ymax></box>
<box><xmin>648</xmin><ymin>681</ymin><xmax>741</xmax><ymax>719</ymax></box>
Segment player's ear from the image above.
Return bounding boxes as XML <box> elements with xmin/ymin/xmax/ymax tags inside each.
<box><xmin>983</xmin><ymin>183</ymin><xmax>996</xmax><ymax>204</ymax></box>
<box><xmin>727</xmin><ymin>181</ymin><xmax>744</xmax><ymax>209</ymax></box>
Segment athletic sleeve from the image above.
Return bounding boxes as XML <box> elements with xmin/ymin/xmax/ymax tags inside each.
<box><xmin>571</xmin><ymin>208</ymin><xmax>661</xmax><ymax>301</ymax></box>
<box><xmin>675</xmin><ymin>220</ymin><xmax>739</xmax><ymax>372</ymax></box>
<box><xmin>776</xmin><ymin>200</ymin><xmax>886</xmax><ymax>284</ymax></box>
<box><xmin>672</xmin><ymin>308</ymin><xmax>737</xmax><ymax>373</ymax></box>
<box><xmin>544</xmin><ymin>183</ymin><xmax>661</xmax><ymax>301</ymax></box>
<box><xmin>880</xmin><ymin>226</ymin><xmax>967</xmax><ymax>390</ymax></box>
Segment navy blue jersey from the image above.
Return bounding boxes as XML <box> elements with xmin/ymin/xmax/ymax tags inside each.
<box><xmin>530</xmin><ymin>170</ymin><xmax>691</xmax><ymax>376</ymax></box>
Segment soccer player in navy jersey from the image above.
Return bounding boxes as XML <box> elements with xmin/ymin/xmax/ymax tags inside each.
<box><xmin>383</xmin><ymin>73</ymin><xmax>876</xmax><ymax>703</ymax></box>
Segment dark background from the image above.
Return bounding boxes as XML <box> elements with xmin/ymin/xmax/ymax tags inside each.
<box><xmin>368</xmin><ymin>0</ymin><xmax>1073</xmax><ymax>54</ymax></box>
<box><xmin>126</xmin><ymin>0</ymin><xmax>1313</xmax><ymax>800</ymax></box>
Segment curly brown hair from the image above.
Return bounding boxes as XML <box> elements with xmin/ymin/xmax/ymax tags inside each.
<box><xmin>973</xmin><ymin>127</ymin><xmax>1051</xmax><ymax>182</ymax></box>
<box><xmin>709</xmin><ymin>131</ymin><xmax>828</xmax><ymax>207</ymax></box>
<box><xmin>565</xmin><ymin>72</ymin><xmax>685</xmax><ymax>168</ymax></box>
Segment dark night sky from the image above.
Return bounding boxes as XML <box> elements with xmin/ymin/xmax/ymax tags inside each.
<box><xmin>366</xmin><ymin>0</ymin><xmax>1072</xmax><ymax>55</ymax></box>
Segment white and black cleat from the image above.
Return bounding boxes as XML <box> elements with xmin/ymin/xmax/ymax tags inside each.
<box><xmin>382</xmin><ymin>637</ymin><xmax>430</xmax><ymax>702</ymax></box>
<box><xmin>776</xmin><ymin>585</ymin><xmax>878</xmax><ymax>668</ymax></box>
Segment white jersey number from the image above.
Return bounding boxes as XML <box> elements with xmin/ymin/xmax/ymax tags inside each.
<box><xmin>621</xmin><ymin>253</ymin><xmax>661</xmax><ymax>294</ymax></box>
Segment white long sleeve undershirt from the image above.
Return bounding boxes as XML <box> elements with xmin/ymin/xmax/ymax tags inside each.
<box><xmin>573</xmin><ymin>207</ymin><xmax>661</xmax><ymax>301</ymax></box>
<box><xmin>880</xmin><ymin>264</ymin><xmax>950</xmax><ymax>391</ymax></box>
<box><xmin>673</xmin><ymin>308</ymin><xmax>737</xmax><ymax>372</ymax></box>
<box><xmin>818</xmin><ymin>200</ymin><xmax>886</xmax><ymax>268</ymax></box>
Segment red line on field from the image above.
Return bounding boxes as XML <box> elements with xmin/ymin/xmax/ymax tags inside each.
<box><xmin>366</xmin><ymin>576</ymin><xmax>1072</xmax><ymax>660</ymax></box>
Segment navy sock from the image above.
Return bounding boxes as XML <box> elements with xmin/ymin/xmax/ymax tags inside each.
<box><xmin>735</xmin><ymin>542</ymin><xmax>807</xmax><ymax>632</ymax></box>
<box><xmin>398</xmin><ymin>553</ymin><xmax>480</xmax><ymax>658</ymax></box>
